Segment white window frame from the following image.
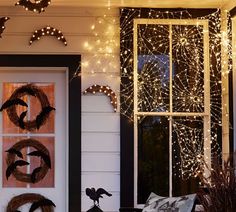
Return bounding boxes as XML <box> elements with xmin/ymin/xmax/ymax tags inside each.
<box><xmin>233</xmin><ymin>17</ymin><xmax>236</xmax><ymax>152</ymax></box>
<box><xmin>133</xmin><ymin>18</ymin><xmax>210</xmax><ymax>207</ymax></box>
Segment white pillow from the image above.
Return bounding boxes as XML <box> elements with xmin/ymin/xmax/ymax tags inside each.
<box><xmin>142</xmin><ymin>192</ymin><xmax>196</xmax><ymax>212</ymax></box>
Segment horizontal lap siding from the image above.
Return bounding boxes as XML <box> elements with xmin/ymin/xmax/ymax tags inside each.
<box><xmin>82</xmin><ymin>132</ymin><xmax>120</xmax><ymax>152</ymax></box>
<box><xmin>79</xmin><ymin>7</ymin><xmax>120</xmax><ymax>212</ymax></box>
<box><xmin>0</xmin><ymin>6</ymin><xmax>120</xmax><ymax>212</ymax></box>
<box><xmin>82</xmin><ymin>113</ymin><xmax>120</xmax><ymax>132</ymax></box>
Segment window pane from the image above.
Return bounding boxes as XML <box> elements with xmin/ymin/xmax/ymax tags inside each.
<box><xmin>137</xmin><ymin>24</ymin><xmax>170</xmax><ymax>112</ymax></box>
<box><xmin>30</xmin><ymin>83</ymin><xmax>55</xmax><ymax>134</ymax></box>
<box><xmin>29</xmin><ymin>136</ymin><xmax>54</xmax><ymax>188</ymax></box>
<box><xmin>172</xmin><ymin>25</ymin><xmax>204</xmax><ymax>112</ymax></box>
<box><xmin>2</xmin><ymin>83</ymin><xmax>28</xmax><ymax>134</ymax></box>
<box><xmin>138</xmin><ymin>116</ymin><xmax>169</xmax><ymax>204</ymax></box>
<box><xmin>172</xmin><ymin>117</ymin><xmax>203</xmax><ymax>196</ymax></box>
<box><xmin>2</xmin><ymin>83</ymin><xmax>55</xmax><ymax>134</ymax></box>
<box><xmin>2</xmin><ymin>136</ymin><xmax>28</xmax><ymax>187</ymax></box>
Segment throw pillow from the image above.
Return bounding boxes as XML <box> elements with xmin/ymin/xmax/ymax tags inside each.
<box><xmin>142</xmin><ymin>192</ymin><xmax>196</xmax><ymax>212</ymax></box>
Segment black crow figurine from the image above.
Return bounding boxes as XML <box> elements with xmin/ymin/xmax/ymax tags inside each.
<box><xmin>85</xmin><ymin>187</ymin><xmax>112</xmax><ymax>207</ymax></box>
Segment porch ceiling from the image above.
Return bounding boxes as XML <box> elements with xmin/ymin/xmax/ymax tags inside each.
<box><xmin>0</xmin><ymin>0</ymin><xmax>235</xmax><ymax>9</ymax></box>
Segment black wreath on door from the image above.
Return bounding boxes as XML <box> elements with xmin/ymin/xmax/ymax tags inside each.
<box><xmin>0</xmin><ymin>83</ymin><xmax>55</xmax><ymax>131</ymax></box>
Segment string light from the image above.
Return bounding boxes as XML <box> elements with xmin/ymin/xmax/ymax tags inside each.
<box><xmin>29</xmin><ymin>26</ymin><xmax>67</xmax><ymax>46</ymax></box>
<box><xmin>15</xmin><ymin>0</ymin><xmax>51</xmax><ymax>13</ymax></box>
<box><xmin>83</xmin><ymin>84</ymin><xmax>118</xmax><ymax>112</ymax></box>
<box><xmin>82</xmin><ymin>8</ymin><xmax>119</xmax><ymax>74</ymax></box>
<box><xmin>173</xmin><ymin>119</ymin><xmax>221</xmax><ymax>179</ymax></box>
<box><xmin>120</xmin><ymin>8</ymin><xmax>231</xmax><ymax>179</ymax></box>
<box><xmin>0</xmin><ymin>17</ymin><xmax>10</xmax><ymax>38</ymax></box>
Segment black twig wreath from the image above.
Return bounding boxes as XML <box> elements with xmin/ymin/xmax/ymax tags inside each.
<box><xmin>6</xmin><ymin>138</ymin><xmax>51</xmax><ymax>183</ymax></box>
<box><xmin>1</xmin><ymin>83</ymin><xmax>55</xmax><ymax>131</ymax></box>
<box><xmin>7</xmin><ymin>193</ymin><xmax>55</xmax><ymax>212</ymax></box>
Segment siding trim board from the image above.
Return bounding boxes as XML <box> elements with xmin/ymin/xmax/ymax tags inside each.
<box><xmin>0</xmin><ymin>54</ymin><xmax>81</xmax><ymax>212</ymax></box>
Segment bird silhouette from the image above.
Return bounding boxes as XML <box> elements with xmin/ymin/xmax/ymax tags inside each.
<box><xmin>5</xmin><ymin>148</ymin><xmax>23</xmax><ymax>159</ymax></box>
<box><xmin>85</xmin><ymin>187</ymin><xmax>112</xmax><ymax>206</ymax></box>
<box><xmin>29</xmin><ymin>198</ymin><xmax>56</xmax><ymax>212</ymax></box>
<box><xmin>0</xmin><ymin>98</ymin><xmax>28</xmax><ymax>111</ymax></box>
<box><xmin>6</xmin><ymin>160</ymin><xmax>29</xmax><ymax>180</ymax></box>
<box><xmin>36</xmin><ymin>106</ymin><xmax>55</xmax><ymax>129</ymax></box>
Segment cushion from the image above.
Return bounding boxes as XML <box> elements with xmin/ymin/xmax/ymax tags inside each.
<box><xmin>142</xmin><ymin>192</ymin><xmax>196</xmax><ymax>212</ymax></box>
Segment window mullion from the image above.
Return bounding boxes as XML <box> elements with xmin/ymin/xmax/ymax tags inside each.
<box><xmin>203</xmin><ymin>21</ymin><xmax>211</xmax><ymax>176</ymax></box>
<box><xmin>133</xmin><ymin>20</ymin><xmax>138</xmax><ymax>115</ymax></box>
<box><xmin>169</xmin><ymin>24</ymin><xmax>173</xmax><ymax>197</ymax></box>
<box><xmin>133</xmin><ymin>20</ymin><xmax>138</xmax><ymax>206</ymax></box>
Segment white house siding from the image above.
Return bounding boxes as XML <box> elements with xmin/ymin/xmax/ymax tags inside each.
<box><xmin>0</xmin><ymin>6</ymin><xmax>120</xmax><ymax>212</ymax></box>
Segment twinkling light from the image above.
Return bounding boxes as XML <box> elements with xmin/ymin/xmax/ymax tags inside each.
<box><xmin>15</xmin><ymin>0</ymin><xmax>51</xmax><ymax>13</ymax></box>
<box><xmin>173</xmin><ymin>119</ymin><xmax>221</xmax><ymax>179</ymax></box>
<box><xmin>120</xmin><ymin>8</ymin><xmax>232</xmax><ymax>179</ymax></box>
<box><xmin>0</xmin><ymin>17</ymin><xmax>10</xmax><ymax>38</ymax></box>
<box><xmin>83</xmin><ymin>8</ymin><xmax>119</xmax><ymax>74</ymax></box>
<box><xmin>29</xmin><ymin>26</ymin><xmax>67</xmax><ymax>46</ymax></box>
<box><xmin>83</xmin><ymin>84</ymin><xmax>118</xmax><ymax>112</ymax></box>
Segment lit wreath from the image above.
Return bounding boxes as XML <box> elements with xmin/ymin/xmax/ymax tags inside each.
<box><xmin>15</xmin><ymin>0</ymin><xmax>51</xmax><ymax>13</ymax></box>
<box><xmin>6</xmin><ymin>138</ymin><xmax>51</xmax><ymax>183</ymax></box>
<box><xmin>83</xmin><ymin>84</ymin><xmax>118</xmax><ymax>112</ymax></box>
<box><xmin>0</xmin><ymin>17</ymin><xmax>10</xmax><ymax>38</ymax></box>
<box><xmin>7</xmin><ymin>193</ymin><xmax>56</xmax><ymax>212</ymax></box>
<box><xmin>29</xmin><ymin>26</ymin><xmax>67</xmax><ymax>46</ymax></box>
<box><xmin>0</xmin><ymin>83</ymin><xmax>55</xmax><ymax>131</ymax></box>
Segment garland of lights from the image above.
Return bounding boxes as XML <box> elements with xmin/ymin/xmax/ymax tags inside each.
<box><xmin>172</xmin><ymin>120</ymin><xmax>221</xmax><ymax>179</ymax></box>
<box><xmin>0</xmin><ymin>17</ymin><xmax>10</xmax><ymax>38</ymax></box>
<box><xmin>30</xmin><ymin>26</ymin><xmax>67</xmax><ymax>46</ymax></box>
<box><xmin>7</xmin><ymin>193</ymin><xmax>55</xmax><ymax>212</ymax></box>
<box><xmin>119</xmin><ymin>8</ymin><xmax>232</xmax><ymax>179</ymax></box>
<box><xmin>83</xmin><ymin>84</ymin><xmax>117</xmax><ymax>112</ymax></box>
<box><xmin>6</xmin><ymin>138</ymin><xmax>51</xmax><ymax>183</ymax></box>
<box><xmin>15</xmin><ymin>0</ymin><xmax>51</xmax><ymax>13</ymax></box>
<box><xmin>82</xmin><ymin>9</ymin><xmax>119</xmax><ymax>75</ymax></box>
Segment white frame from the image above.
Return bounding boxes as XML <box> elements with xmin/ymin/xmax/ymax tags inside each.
<box><xmin>133</xmin><ymin>18</ymin><xmax>210</xmax><ymax>207</ymax></box>
<box><xmin>0</xmin><ymin>67</ymin><xmax>69</xmax><ymax>212</ymax></box>
<box><xmin>232</xmin><ymin>17</ymin><xmax>236</xmax><ymax>152</ymax></box>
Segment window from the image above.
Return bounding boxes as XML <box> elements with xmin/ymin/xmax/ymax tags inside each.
<box><xmin>120</xmin><ymin>8</ymin><xmax>228</xmax><ymax>208</ymax></box>
<box><xmin>133</xmin><ymin>19</ymin><xmax>211</xmax><ymax>206</ymax></box>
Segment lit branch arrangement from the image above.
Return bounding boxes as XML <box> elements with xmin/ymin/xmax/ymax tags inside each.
<box><xmin>15</xmin><ymin>0</ymin><xmax>51</xmax><ymax>13</ymax></box>
<box><xmin>82</xmin><ymin>8</ymin><xmax>119</xmax><ymax>75</ymax></box>
<box><xmin>29</xmin><ymin>26</ymin><xmax>67</xmax><ymax>46</ymax></box>
<box><xmin>120</xmin><ymin>8</ymin><xmax>231</xmax><ymax>179</ymax></box>
<box><xmin>0</xmin><ymin>17</ymin><xmax>10</xmax><ymax>38</ymax></box>
<box><xmin>83</xmin><ymin>84</ymin><xmax>117</xmax><ymax>112</ymax></box>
